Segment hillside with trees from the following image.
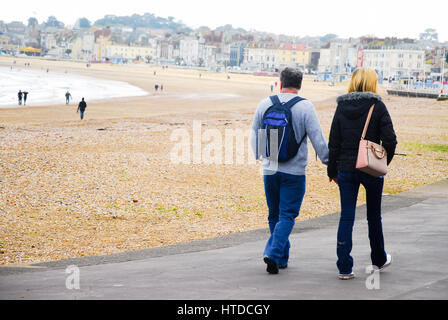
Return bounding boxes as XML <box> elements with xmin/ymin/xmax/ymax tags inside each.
<box><xmin>94</xmin><ymin>13</ymin><xmax>191</xmax><ymax>31</ymax></box>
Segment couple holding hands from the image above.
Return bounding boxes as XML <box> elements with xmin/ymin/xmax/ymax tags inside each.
<box><xmin>251</xmin><ymin>67</ymin><xmax>397</xmax><ymax>279</ymax></box>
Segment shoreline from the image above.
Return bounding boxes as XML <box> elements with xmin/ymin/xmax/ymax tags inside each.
<box><xmin>0</xmin><ymin>66</ymin><xmax>148</xmax><ymax>109</ymax></box>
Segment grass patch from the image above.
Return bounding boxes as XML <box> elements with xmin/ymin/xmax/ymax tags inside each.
<box><xmin>402</xmin><ymin>142</ymin><xmax>448</xmax><ymax>153</ymax></box>
<box><xmin>383</xmin><ymin>186</ymin><xmax>405</xmax><ymax>195</ymax></box>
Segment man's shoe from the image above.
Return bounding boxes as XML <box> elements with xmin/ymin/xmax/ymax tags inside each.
<box><xmin>263</xmin><ymin>256</ymin><xmax>279</xmax><ymax>274</ymax></box>
<box><xmin>379</xmin><ymin>254</ymin><xmax>392</xmax><ymax>271</ymax></box>
<box><xmin>338</xmin><ymin>273</ymin><xmax>355</xmax><ymax>280</ymax></box>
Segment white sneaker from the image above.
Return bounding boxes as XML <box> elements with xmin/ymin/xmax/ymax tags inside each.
<box><xmin>379</xmin><ymin>254</ymin><xmax>392</xmax><ymax>271</ymax></box>
<box><xmin>338</xmin><ymin>273</ymin><xmax>355</xmax><ymax>280</ymax></box>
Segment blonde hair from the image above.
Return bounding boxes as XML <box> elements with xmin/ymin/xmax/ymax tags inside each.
<box><xmin>348</xmin><ymin>68</ymin><xmax>378</xmax><ymax>93</ymax></box>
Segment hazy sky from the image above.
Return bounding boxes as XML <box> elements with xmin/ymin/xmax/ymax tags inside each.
<box><xmin>1</xmin><ymin>0</ymin><xmax>447</xmax><ymax>41</ymax></box>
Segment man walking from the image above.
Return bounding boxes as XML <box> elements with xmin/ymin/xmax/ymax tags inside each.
<box><xmin>251</xmin><ymin>68</ymin><xmax>329</xmax><ymax>274</ymax></box>
<box><xmin>77</xmin><ymin>98</ymin><xmax>87</xmax><ymax>120</ymax></box>
<box><xmin>18</xmin><ymin>90</ymin><xmax>23</xmax><ymax>105</ymax></box>
<box><xmin>23</xmin><ymin>91</ymin><xmax>29</xmax><ymax>105</ymax></box>
<box><xmin>65</xmin><ymin>91</ymin><xmax>72</xmax><ymax>104</ymax></box>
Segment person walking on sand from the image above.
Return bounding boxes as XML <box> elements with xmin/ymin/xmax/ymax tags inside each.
<box><xmin>23</xmin><ymin>91</ymin><xmax>29</xmax><ymax>105</ymax></box>
<box><xmin>65</xmin><ymin>91</ymin><xmax>72</xmax><ymax>104</ymax></box>
<box><xmin>251</xmin><ymin>67</ymin><xmax>329</xmax><ymax>274</ymax></box>
<box><xmin>155</xmin><ymin>84</ymin><xmax>159</xmax><ymax>92</ymax></box>
<box><xmin>77</xmin><ymin>98</ymin><xmax>87</xmax><ymax>120</ymax></box>
<box><xmin>18</xmin><ymin>90</ymin><xmax>23</xmax><ymax>105</ymax></box>
<box><xmin>327</xmin><ymin>68</ymin><xmax>397</xmax><ymax>280</ymax></box>
<box><xmin>270</xmin><ymin>84</ymin><xmax>274</xmax><ymax>92</ymax></box>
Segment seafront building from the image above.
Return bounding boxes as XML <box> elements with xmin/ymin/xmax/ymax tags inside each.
<box><xmin>359</xmin><ymin>49</ymin><xmax>426</xmax><ymax>79</ymax></box>
<box><xmin>243</xmin><ymin>42</ymin><xmax>310</xmax><ymax>71</ymax></box>
<box><xmin>104</xmin><ymin>44</ymin><xmax>154</xmax><ymax>62</ymax></box>
<box><xmin>318</xmin><ymin>40</ymin><xmax>357</xmax><ymax>75</ymax></box>
<box><xmin>243</xmin><ymin>42</ymin><xmax>278</xmax><ymax>71</ymax></box>
<box><xmin>276</xmin><ymin>43</ymin><xmax>309</xmax><ymax>70</ymax></box>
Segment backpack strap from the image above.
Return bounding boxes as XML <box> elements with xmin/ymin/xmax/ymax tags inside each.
<box><xmin>269</xmin><ymin>95</ymin><xmax>305</xmax><ymax>109</ymax></box>
<box><xmin>269</xmin><ymin>95</ymin><xmax>281</xmax><ymax>105</ymax></box>
<box><xmin>283</xmin><ymin>96</ymin><xmax>305</xmax><ymax>109</ymax></box>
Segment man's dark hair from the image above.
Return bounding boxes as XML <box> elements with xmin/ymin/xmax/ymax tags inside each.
<box><xmin>280</xmin><ymin>67</ymin><xmax>303</xmax><ymax>90</ymax></box>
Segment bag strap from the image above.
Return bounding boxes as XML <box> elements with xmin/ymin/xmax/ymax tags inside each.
<box><xmin>361</xmin><ymin>104</ymin><xmax>375</xmax><ymax>140</ymax></box>
<box><xmin>269</xmin><ymin>95</ymin><xmax>281</xmax><ymax>105</ymax></box>
<box><xmin>269</xmin><ymin>95</ymin><xmax>305</xmax><ymax>109</ymax></box>
<box><xmin>283</xmin><ymin>96</ymin><xmax>305</xmax><ymax>109</ymax></box>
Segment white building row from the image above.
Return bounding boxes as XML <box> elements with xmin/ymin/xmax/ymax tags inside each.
<box><xmin>360</xmin><ymin>49</ymin><xmax>425</xmax><ymax>78</ymax></box>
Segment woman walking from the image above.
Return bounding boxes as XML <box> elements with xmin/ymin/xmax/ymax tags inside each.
<box><xmin>327</xmin><ymin>68</ymin><xmax>397</xmax><ymax>280</ymax></box>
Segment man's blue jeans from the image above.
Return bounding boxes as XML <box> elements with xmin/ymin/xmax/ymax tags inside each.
<box><xmin>263</xmin><ymin>172</ymin><xmax>306</xmax><ymax>267</ymax></box>
<box><xmin>336</xmin><ymin>171</ymin><xmax>387</xmax><ymax>274</ymax></box>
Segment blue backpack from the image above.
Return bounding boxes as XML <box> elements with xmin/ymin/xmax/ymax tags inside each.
<box><xmin>260</xmin><ymin>95</ymin><xmax>307</xmax><ymax>162</ymax></box>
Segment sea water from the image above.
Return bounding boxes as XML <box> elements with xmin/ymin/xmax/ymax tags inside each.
<box><xmin>0</xmin><ymin>67</ymin><xmax>148</xmax><ymax>108</ymax></box>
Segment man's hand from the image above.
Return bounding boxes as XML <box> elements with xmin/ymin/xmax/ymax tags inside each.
<box><xmin>329</xmin><ymin>177</ymin><xmax>338</xmax><ymax>185</ymax></box>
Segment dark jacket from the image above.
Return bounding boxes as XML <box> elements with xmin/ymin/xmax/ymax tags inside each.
<box><xmin>327</xmin><ymin>91</ymin><xmax>397</xmax><ymax>179</ymax></box>
<box><xmin>77</xmin><ymin>100</ymin><xmax>87</xmax><ymax>112</ymax></box>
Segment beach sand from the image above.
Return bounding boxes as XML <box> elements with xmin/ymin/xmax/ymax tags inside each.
<box><xmin>0</xmin><ymin>56</ymin><xmax>447</xmax><ymax>265</ymax></box>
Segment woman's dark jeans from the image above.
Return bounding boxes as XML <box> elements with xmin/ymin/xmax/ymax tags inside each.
<box><xmin>336</xmin><ymin>171</ymin><xmax>387</xmax><ymax>274</ymax></box>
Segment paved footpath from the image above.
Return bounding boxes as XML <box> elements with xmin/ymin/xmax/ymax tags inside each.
<box><xmin>1</xmin><ymin>179</ymin><xmax>447</xmax><ymax>300</ymax></box>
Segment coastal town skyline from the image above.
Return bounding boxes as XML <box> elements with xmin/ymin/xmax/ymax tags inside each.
<box><xmin>1</xmin><ymin>0</ymin><xmax>447</xmax><ymax>42</ymax></box>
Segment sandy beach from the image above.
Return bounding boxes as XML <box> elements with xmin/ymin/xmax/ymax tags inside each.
<box><xmin>0</xmin><ymin>56</ymin><xmax>447</xmax><ymax>266</ymax></box>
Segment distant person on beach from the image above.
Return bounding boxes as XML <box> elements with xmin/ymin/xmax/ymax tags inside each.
<box><xmin>65</xmin><ymin>91</ymin><xmax>72</xmax><ymax>104</ymax></box>
<box><xmin>161</xmin><ymin>84</ymin><xmax>164</xmax><ymax>92</ymax></box>
<box><xmin>251</xmin><ymin>68</ymin><xmax>329</xmax><ymax>274</ymax></box>
<box><xmin>23</xmin><ymin>91</ymin><xmax>29</xmax><ymax>105</ymax></box>
<box><xmin>270</xmin><ymin>84</ymin><xmax>274</xmax><ymax>92</ymax></box>
<box><xmin>77</xmin><ymin>98</ymin><xmax>87</xmax><ymax>120</ymax></box>
<box><xmin>18</xmin><ymin>90</ymin><xmax>23</xmax><ymax>105</ymax></box>
<box><xmin>155</xmin><ymin>84</ymin><xmax>159</xmax><ymax>92</ymax></box>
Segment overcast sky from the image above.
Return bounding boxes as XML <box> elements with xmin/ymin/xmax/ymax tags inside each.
<box><xmin>1</xmin><ymin>0</ymin><xmax>447</xmax><ymax>41</ymax></box>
